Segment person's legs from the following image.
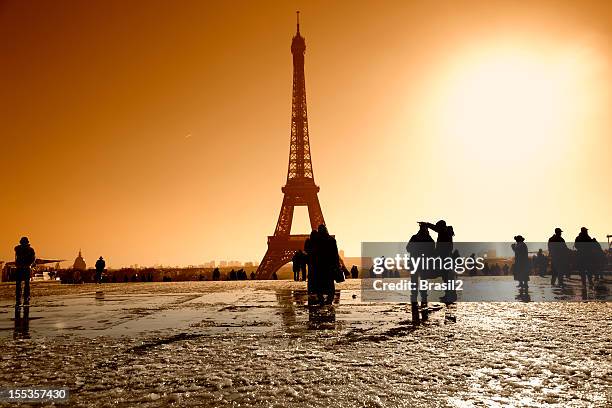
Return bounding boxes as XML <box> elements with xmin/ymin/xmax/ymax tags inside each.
<box><xmin>23</xmin><ymin>270</ymin><xmax>30</xmax><ymax>305</ymax></box>
<box><xmin>586</xmin><ymin>267</ymin><xmax>594</xmax><ymax>285</ymax></box>
<box><xmin>420</xmin><ymin>287</ymin><xmax>428</xmax><ymax>307</ymax></box>
<box><xmin>559</xmin><ymin>264</ymin><xmax>566</xmax><ymax>286</ymax></box>
<box><xmin>411</xmin><ymin>302</ymin><xmax>420</xmax><ymax>323</ymax></box>
<box><xmin>445</xmin><ymin>270</ymin><xmax>457</xmax><ymax>302</ymax></box>
<box><xmin>325</xmin><ymin>281</ymin><xmax>335</xmax><ymax>305</ymax></box>
<box><xmin>410</xmin><ymin>274</ymin><xmax>418</xmax><ymax>304</ymax></box>
<box><xmin>579</xmin><ymin>265</ymin><xmax>587</xmax><ymax>286</ymax></box>
<box><xmin>15</xmin><ymin>271</ymin><xmax>22</xmax><ymax>306</ymax></box>
<box><xmin>316</xmin><ymin>290</ymin><xmax>324</xmax><ymax>305</ymax></box>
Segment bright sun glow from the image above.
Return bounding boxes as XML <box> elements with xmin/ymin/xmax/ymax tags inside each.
<box><xmin>435</xmin><ymin>45</ymin><xmax>595</xmax><ymax>163</ymax></box>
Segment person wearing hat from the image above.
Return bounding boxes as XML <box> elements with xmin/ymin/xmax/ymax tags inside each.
<box><xmin>511</xmin><ymin>235</ymin><xmax>530</xmax><ymax>290</ymax></box>
<box><xmin>95</xmin><ymin>256</ymin><xmax>106</xmax><ymax>284</ymax></box>
<box><xmin>575</xmin><ymin>227</ymin><xmax>594</xmax><ymax>286</ymax></box>
<box><xmin>548</xmin><ymin>228</ymin><xmax>568</xmax><ymax>286</ymax></box>
<box><xmin>14</xmin><ymin>237</ymin><xmax>36</xmax><ymax>307</ymax></box>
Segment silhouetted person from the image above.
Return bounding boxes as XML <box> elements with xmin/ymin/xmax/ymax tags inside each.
<box><xmin>212</xmin><ymin>267</ymin><xmax>221</xmax><ymax>281</ymax></box>
<box><xmin>14</xmin><ymin>237</ymin><xmax>36</xmax><ymax>307</ymax></box>
<box><xmin>95</xmin><ymin>256</ymin><xmax>105</xmax><ymax>284</ymax></box>
<box><xmin>511</xmin><ymin>235</ymin><xmax>529</xmax><ymax>290</ymax></box>
<box><xmin>308</xmin><ymin>225</ymin><xmax>340</xmax><ymax>305</ymax></box>
<box><xmin>591</xmin><ymin>238</ymin><xmax>606</xmax><ymax>281</ymax></box>
<box><xmin>548</xmin><ymin>228</ymin><xmax>568</xmax><ymax>286</ymax></box>
<box><xmin>350</xmin><ymin>265</ymin><xmax>359</xmax><ymax>279</ymax></box>
<box><xmin>304</xmin><ymin>230</ymin><xmax>319</xmax><ymax>291</ymax></box>
<box><xmin>535</xmin><ymin>249</ymin><xmax>547</xmax><ymax>277</ymax></box>
<box><xmin>419</xmin><ymin>220</ymin><xmax>455</xmax><ymax>303</ymax></box>
<box><xmin>406</xmin><ymin>223</ymin><xmax>435</xmax><ymax>318</ymax></box>
<box><xmin>250</xmin><ymin>271</ymin><xmax>256</xmax><ymax>280</ymax></box>
<box><xmin>575</xmin><ymin>227</ymin><xmax>594</xmax><ymax>286</ymax></box>
<box><xmin>292</xmin><ymin>250</ymin><xmax>303</xmax><ymax>281</ymax></box>
<box><xmin>272</xmin><ymin>271</ymin><xmax>278</xmax><ymax>280</ymax></box>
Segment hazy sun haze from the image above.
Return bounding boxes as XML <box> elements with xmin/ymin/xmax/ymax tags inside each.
<box><xmin>0</xmin><ymin>0</ymin><xmax>610</xmax><ymax>267</ymax></box>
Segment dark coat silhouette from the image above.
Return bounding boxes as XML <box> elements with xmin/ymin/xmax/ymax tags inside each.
<box><xmin>14</xmin><ymin>238</ymin><xmax>36</xmax><ymax>305</ymax></box>
<box><xmin>15</xmin><ymin>242</ymin><xmax>36</xmax><ymax>268</ymax></box>
<box><xmin>548</xmin><ymin>230</ymin><xmax>569</xmax><ymax>284</ymax></box>
<box><xmin>575</xmin><ymin>229</ymin><xmax>593</xmax><ymax>269</ymax></box>
<box><xmin>591</xmin><ymin>238</ymin><xmax>606</xmax><ymax>278</ymax></box>
<box><xmin>306</xmin><ymin>225</ymin><xmax>339</xmax><ymax>304</ymax></box>
<box><xmin>512</xmin><ymin>239</ymin><xmax>529</xmax><ymax>283</ymax></box>
<box><xmin>292</xmin><ymin>250</ymin><xmax>307</xmax><ymax>281</ymax></box>
<box><xmin>350</xmin><ymin>265</ymin><xmax>359</xmax><ymax>279</ymax></box>
<box><xmin>95</xmin><ymin>257</ymin><xmax>105</xmax><ymax>271</ymax></box>
<box><xmin>292</xmin><ymin>251</ymin><xmax>301</xmax><ymax>272</ymax></box>
<box><xmin>406</xmin><ymin>226</ymin><xmax>435</xmax><ymax>278</ymax></box>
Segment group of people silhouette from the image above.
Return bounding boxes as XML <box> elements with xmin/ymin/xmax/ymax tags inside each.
<box><xmin>405</xmin><ymin>220</ymin><xmax>458</xmax><ymax>322</ymax></box>
<box><xmin>9</xmin><ymin>224</ymin><xmax>610</xmax><ymax>310</ymax></box>
<box><xmin>545</xmin><ymin>227</ymin><xmax>607</xmax><ymax>287</ymax></box>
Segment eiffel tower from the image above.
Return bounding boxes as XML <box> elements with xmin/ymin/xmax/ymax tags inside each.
<box><xmin>256</xmin><ymin>13</ymin><xmax>328</xmax><ymax>279</ymax></box>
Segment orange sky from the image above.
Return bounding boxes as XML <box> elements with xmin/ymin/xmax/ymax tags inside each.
<box><xmin>1</xmin><ymin>1</ymin><xmax>610</xmax><ymax>268</ymax></box>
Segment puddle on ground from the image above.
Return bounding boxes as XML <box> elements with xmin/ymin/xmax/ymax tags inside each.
<box><xmin>0</xmin><ymin>288</ymin><xmax>437</xmax><ymax>339</ymax></box>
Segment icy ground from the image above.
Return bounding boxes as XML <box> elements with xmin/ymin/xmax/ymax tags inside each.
<box><xmin>0</xmin><ymin>279</ymin><xmax>610</xmax><ymax>407</ymax></box>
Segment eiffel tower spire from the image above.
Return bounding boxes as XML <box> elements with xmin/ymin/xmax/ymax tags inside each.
<box><xmin>287</xmin><ymin>10</ymin><xmax>314</xmax><ymax>183</ymax></box>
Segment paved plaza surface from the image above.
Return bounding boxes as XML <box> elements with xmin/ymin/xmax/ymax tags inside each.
<box><xmin>0</xmin><ymin>278</ymin><xmax>610</xmax><ymax>407</ymax></box>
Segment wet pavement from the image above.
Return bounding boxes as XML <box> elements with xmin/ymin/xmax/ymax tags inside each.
<box><xmin>0</xmin><ymin>278</ymin><xmax>610</xmax><ymax>407</ymax></box>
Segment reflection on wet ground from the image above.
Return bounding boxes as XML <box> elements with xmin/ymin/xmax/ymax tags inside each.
<box><xmin>0</xmin><ymin>279</ymin><xmax>610</xmax><ymax>407</ymax></box>
<box><xmin>0</xmin><ymin>288</ymin><xmax>427</xmax><ymax>338</ymax></box>
<box><xmin>362</xmin><ymin>275</ymin><xmax>611</xmax><ymax>302</ymax></box>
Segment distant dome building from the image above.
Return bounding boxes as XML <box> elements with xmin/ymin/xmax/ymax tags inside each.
<box><xmin>73</xmin><ymin>250</ymin><xmax>86</xmax><ymax>271</ymax></box>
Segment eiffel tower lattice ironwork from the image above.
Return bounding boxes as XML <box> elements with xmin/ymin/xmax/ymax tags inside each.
<box><xmin>256</xmin><ymin>13</ymin><xmax>327</xmax><ymax>279</ymax></box>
